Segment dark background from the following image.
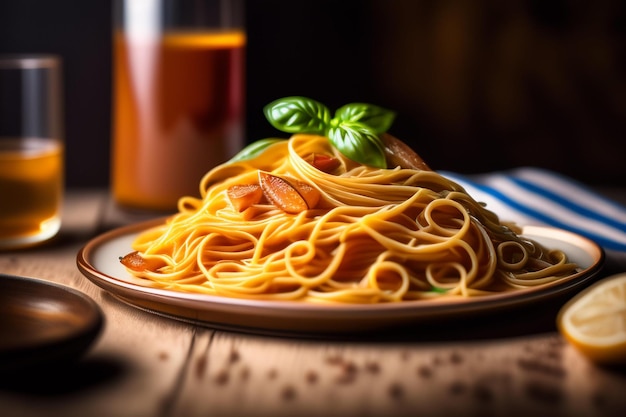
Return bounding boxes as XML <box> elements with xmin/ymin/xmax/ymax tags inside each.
<box><xmin>1</xmin><ymin>0</ymin><xmax>625</xmax><ymax>188</ymax></box>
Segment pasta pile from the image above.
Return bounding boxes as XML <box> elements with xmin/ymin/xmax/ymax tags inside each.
<box><xmin>121</xmin><ymin>134</ymin><xmax>579</xmax><ymax>303</ymax></box>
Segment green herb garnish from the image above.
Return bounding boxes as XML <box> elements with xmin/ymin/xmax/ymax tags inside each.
<box><xmin>263</xmin><ymin>96</ymin><xmax>396</xmax><ymax>168</ymax></box>
<box><xmin>229</xmin><ymin>138</ymin><xmax>284</xmax><ymax>162</ymax></box>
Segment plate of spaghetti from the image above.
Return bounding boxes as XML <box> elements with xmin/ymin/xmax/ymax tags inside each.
<box><xmin>77</xmin><ymin>98</ymin><xmax>604</xmax><ymax>336</ymax></box>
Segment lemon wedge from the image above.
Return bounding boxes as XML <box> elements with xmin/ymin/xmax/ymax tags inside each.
<box><xmin>557</xmin><ymin>273</ymin><xmax>626</xmax><ymax>365</ymax></box>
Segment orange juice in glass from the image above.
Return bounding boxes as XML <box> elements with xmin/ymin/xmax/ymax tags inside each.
<box><xmin>111</xmin><ymin>0</ymin><xmax>246</xmax><ymax>212</ymax></box>
<box><xmin>0</xmin><ymin>56</ymin><xmax>63</xmax><ymax>249</ymax></box>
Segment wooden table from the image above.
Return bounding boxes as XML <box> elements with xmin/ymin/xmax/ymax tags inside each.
<box><xmin>1</xmin><ymin>188</ymin><xmax>625</xmax><ymax>417</ymax></box>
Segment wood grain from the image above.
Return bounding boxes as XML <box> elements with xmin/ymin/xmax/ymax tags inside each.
<box><xmin>1</xmin><ymin>189</ymin><xmax>625</xmax><ymax>417</ymax></box>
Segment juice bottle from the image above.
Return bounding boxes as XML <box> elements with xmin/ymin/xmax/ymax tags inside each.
<box><xmin>111</xmin><ymin>0</ymin><xmax>245</xmax><ymax>212</ymax></box>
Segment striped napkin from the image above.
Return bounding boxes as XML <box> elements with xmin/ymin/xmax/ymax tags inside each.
<box><xmin>440</xmin><ymin>167</ymin><xmax>626</xmax><ymax>269</ymax></box>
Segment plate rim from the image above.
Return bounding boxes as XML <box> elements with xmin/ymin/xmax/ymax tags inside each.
<box><xmin>76</xmin><ymin>218</ymin><xmax>605</xmax><ymax>334</ymax></box>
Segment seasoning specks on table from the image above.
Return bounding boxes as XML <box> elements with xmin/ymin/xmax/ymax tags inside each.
<box><xmin>0</xmin><ymin>189</ymin><xmax>625</xmax><ymax>417</ymax></box>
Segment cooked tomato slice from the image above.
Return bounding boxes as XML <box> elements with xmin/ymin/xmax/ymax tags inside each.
<box><xmin>120</xmin><ymin>251</ymin><xmax>166</xmax><ymax>272</ymax></box>
<box><xmin>307</xmin><ymin>153</ymin><xmax>341</xmax><ymax>173</ymax></box>
<box><xmin>258</xmin><ymin>171</ymin><xmax>320</xmax><ymax>214</ymax></box>
<box><xmin>227</xmin><ymin>183</ymin><xmax>263</xmax><ymax>212</ymax></box>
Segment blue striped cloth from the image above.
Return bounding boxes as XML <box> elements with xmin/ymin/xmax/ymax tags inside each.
<box><xmin>440</xmin><ymin>167</ymin><xmax>626</xmax><ymax>269</ymax></box>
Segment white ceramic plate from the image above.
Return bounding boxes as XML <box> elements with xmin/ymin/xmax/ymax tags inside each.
<box><xmin>76</xmin><ymin>219</ymin><xmax>604</xmax><ymax>336</ymax></box>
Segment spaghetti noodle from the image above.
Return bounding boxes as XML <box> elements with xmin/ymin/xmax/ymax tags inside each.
<box><xmin>120</xmin><ymin>133</ymin><xmax>579</xmax><ymax>303</ymax></box>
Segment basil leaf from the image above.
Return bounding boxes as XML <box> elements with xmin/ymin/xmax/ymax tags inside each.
<box><xmin>262</xmin><ymin>97</ymin><xmax>397</xmax><ymax>168</ymax></box>
<box><xmin>335</xmin><ymin>103</ymin><xmax>396</xmax><ymax>134</ymax></box>
<box><xmin>328</xmin><ymin>122</ymin><xmax>386</xmax><ymax>168</ymax></box>
<box><xmin>229</xmin><ymin>138</ymin><xmax>285</xmax><ymax>162</ymax></box>
<box><xmin>263</xmin><ymin>96</ymin><xmax>331</xmax><ymax>134</ymax></box>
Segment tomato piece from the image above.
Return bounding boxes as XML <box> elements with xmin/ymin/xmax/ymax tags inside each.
<box><xmin>306</xmin><ymin>153</ymin><xmax>341</xmax><ymax>173</ymax></box>
<box><xmin>381</xmin><ymin>133</ymin><xmax>431</xmax><ymax>170</ymax></box>
<box><xmin>227</xmin><ymin>183</ymin><xmax>263</xmax><ymax>212</ymax></box>
<box><xmin>258</xmin><ymin>171</ymin><xmax>320</xmax><ymax>214</ymax></box>
<box><xmin>120</xmin><ymin>251</ymin><xmax>166</xmax><ymax>272</ymax></box>
<box><xmin>289</xmin><ymin>178</ymin><xmax>320</xmax><ymax>209</ymax></box>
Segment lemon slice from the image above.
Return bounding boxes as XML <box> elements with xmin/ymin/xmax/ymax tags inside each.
<box><xmin>557</xmin><ymin>273</ymin><xmax>626</xmax><ymax>365</ymax></box>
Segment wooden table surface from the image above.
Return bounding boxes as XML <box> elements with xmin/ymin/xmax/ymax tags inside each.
<box><xmin>1</xmin><ymin>188</ymin><xmax>625</xmax><ymax>417</ymax></box>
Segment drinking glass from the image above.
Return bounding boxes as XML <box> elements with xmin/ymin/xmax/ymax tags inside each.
<box><xmin>111</xmin><ymin>0</ymin><xmax>246</xmax><ymax>211</ymax></box>
<box><xmin>0</xmin><ymin>55</ymin><xmax>64</xmax><ymax>249</ymax></box>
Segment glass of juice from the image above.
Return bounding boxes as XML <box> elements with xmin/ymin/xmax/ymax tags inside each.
<box><xmin>111</xmin><ymin>0</ymin><xmax>246</xmax><ymax>212</ymax></box>
<box><xmin>0</xmin><ymin>55</ymin><xmax>64</xmax><ymax>250</ymax></box>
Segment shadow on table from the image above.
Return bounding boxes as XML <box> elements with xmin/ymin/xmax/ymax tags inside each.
<box><xmin>238</xmin><ymin>295</ymin><xmax>571</xmax><ymax>343</ymax></box>
<box><xmin>0</xmin><ymin>355</ymin><xmax>127</xmax><ymax>396</ymax></box>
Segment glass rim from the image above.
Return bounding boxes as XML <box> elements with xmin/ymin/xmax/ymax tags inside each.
<box><xmin>0</xmin><ymin>54</ymin><xmax>61</xmax><ymax>70</ymax></box>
